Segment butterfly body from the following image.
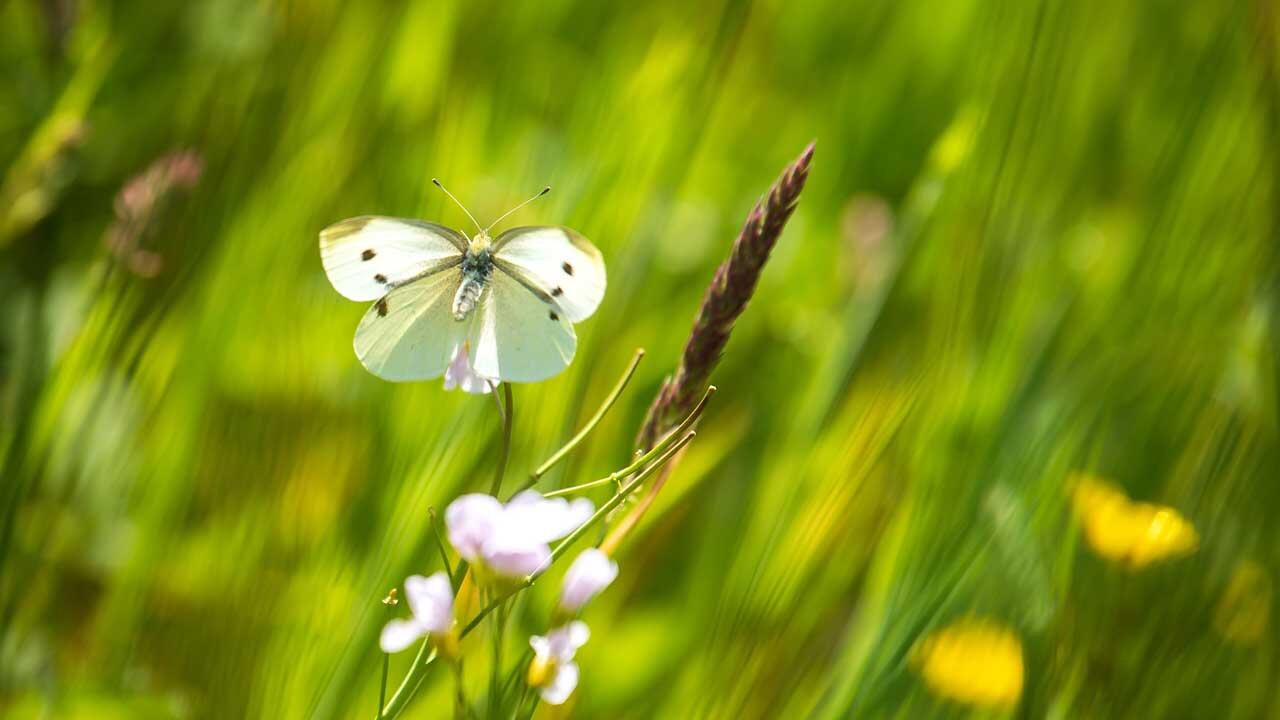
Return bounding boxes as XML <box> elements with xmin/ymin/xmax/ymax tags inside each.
<box><xmin>454</xmin><ymin>234</ymin><xmax>495</xmax><ymax>320</ymax></box>
<box><xmin>320</xmin><ymin>207</ymin><xmax>605</xmax><ymax>385</ymax></box>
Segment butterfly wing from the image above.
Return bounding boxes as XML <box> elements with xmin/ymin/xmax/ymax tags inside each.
<box><xmin>320</xmin><ymin>216</ymin><xmax>466</xmax><ymax>301</ymax></box>
<box><xmin>468</xmin><ymin>269</ymin><xmax>576</xmax><ymax>382</ymax></box>
<box><xmin>353</xmin><ymin>269</ymin><xmax>472</xmax><ymax>382</ymax></box>
<box><xmin>491</xmin><ymin>226</ymin><xmax>605</xmax><ymax>323</ymax></box>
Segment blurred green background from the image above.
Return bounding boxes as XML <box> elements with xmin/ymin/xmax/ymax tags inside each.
<box><xmin>3</xmin><ymin>0</ymin><xmax>1279</xmax><ymax>717</ymax></box>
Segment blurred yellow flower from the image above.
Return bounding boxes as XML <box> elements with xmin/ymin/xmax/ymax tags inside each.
<box><xmin>1214</xmin><ymin>560</ymin><xmax>1271</xmax><ymax>647</ymax></box>
<box><xmin>1070</xmin><ymin>473</ymin><xmax>1199</xmax><ymax>570</ymax></box>
<box><xmin>911</xmin><ymin>618</ymin><xmax>1024</xmax><ymax>709</ymax></box>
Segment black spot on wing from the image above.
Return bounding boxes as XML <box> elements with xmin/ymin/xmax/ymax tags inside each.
<box><xmin>375</xmin><ymin>298</ymin><xmax>389</xmax><ymax>317</ymax></box>
<box><xmin>551</xmin><ymin>286</ymin><xmax>563</xmax><ymax>297</ymax></box>
<box><xmin>549</xmin><ymin>310</ymin><xmax>559</xmax><ymax>321</ymax></box>
<box><xmin>561</xmin><ymin>261</ymin><xmax>574</xmax><ymax>276</ymax></box>
<box><xmin>362</xmin><ymin>249</ymin><xmax>376</xmax><ymax>261</ymax></box>
<box><xmin>374</xmin><ymin>273</ymin><xmax>388</xmax><ymax>283</ymax></box>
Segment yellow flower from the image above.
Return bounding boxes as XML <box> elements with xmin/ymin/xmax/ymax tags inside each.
<box><xmin>1070</xmin><ymin>473</ymin><xmax>1198</xmax><ymax>570</ymax></box>
<box><xmin>912</xmin><ymin>618</ymin><xmax>1024</xmax><ymax>709</ymax></box>
<box><xmin>1214</xmin><ymin>560</ymin><xmax>1271</xmax><ymax>647</ymax></box>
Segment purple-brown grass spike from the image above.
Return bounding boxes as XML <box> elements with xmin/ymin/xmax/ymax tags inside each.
<box><xmin>637</xmin><ymin>141</ymin><xmax>814</xmax><ymax>450</ymax></box>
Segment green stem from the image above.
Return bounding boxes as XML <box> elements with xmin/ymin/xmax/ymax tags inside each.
<box><xmin>429</xmin><ymin>508</ymin><xmax>455</xmax><ymax>580</ymax></box>
<box><xmin>490</xmin><ymin>384</ymin><xmax>514</xmax><ymax>496</ymax></box>
<box><xmin>526</xmin><ymin>349</ymin><xmax>645</xmax><ymax>488</ymax></box>
<box><xmin>379</xmin><ymin>642</ymin><xmax>438</xmax><ymax>719</ymax></box>
<box><xmin>488</xmin><ymin>599</ymin><xmax>507</xmax><ymax>717</ymax></box>
<box><xmin>543</xmin><ymin>476</ymin><xmax>620</xmax><ymax>498</ymax></box>
<box><xmin>453</xmin><ymin>657</ymin><xmax>468</xmax><ymax>720</ymax></box>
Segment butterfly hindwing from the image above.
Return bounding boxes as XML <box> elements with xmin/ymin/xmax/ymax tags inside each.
<box><xmin>320</xmin><ymin>216</ymin><xmax>466</xmax><ymax>301</ymax></box>
<box><xmin>491</xmin><ymin>226</ymin><xmax>606</xmax><ymax>323</ymax></box>
<box><xmin>468</xmin><ymin>269</ymin><xmax>577</xmax><ymax>383</ymax></box>
<box><xmin>354</xmin><ymin>270</ymin><xmax>472</xmax><ymax>382</ymax></box>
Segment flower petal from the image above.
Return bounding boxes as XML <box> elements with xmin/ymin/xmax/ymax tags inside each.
<box><xmin>444</xmin><ymin>345</ymin><xmax>494</xmax><ymax>394</ymax></box>
<box><xmin>546</xmin><ymin>620</ymin><xmax>590</xmax><ymax>661</ymax></box>
<box><xmin>530</xmin><ymin>634</ymin><xmax>552</xmax><ymax>660</ymax></box>
<box><xmin>446</xmin><ymin>494</ymin><xmax>504</xmax><ymax>563</ymax></box>
<box><xmin>404</xmin><ymin>572</ymin><xmax>453</xmax><ymax>633</ymax></box>
<box><xmin>483</xmin><ymin>539</ymin><xmax>551</xmax><ymax>578</ymax></box>
<box><xmin>559</xmin><ymin>548</ymin><xmax>619</xmax><ymax>613</ymax></box>
<box><xmin>380</xmin><ymin>618</ymin><xmax>425</xmax><ymax>653</ymax></box>
<box><xmin>539</xmin><ymin>662</ymin><xmax>580</xmax><ymax>706</ymax></box>
<box><xmin>501</xmin><ymin>493</ymin><xmax>594</xmax><ymax>544</ymax></box>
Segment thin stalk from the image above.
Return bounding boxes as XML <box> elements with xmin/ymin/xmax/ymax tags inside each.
<box><xmin>490</xmin><ymin>384</ymin><xmax>514</xmax><ymax>496</ymax></box>
<box><xmin>379</xmin><ymin>644</ymin><xmax>438</xmax><ymax>719</ymax></box>
<box><xmin>458</xmin><ymin>430</ymin><xmax>697</xmax><ymax>640</ymax></box>
<box><xmin>429</xmin><ymin>508</ymin><xmax>455</xmax><ymax>580</ymax></box>
<box><xmin>517</xmin><ymin>685</ymin><xmax>539</xmax><ymax>720</ymax></box>
<box><xmin>488</xmin><ymin>599</ymin><xmax>507</xmax><ymax>718</ymax></box>
<box><xmin>544</xmin><ymin>384</ymin><xmax>714</xmax><ymax>499</ymax></box>
<box><xmin>526</xmin><ymin>349</ymin><xmax>645</xmax><ymax>487</ymax></box>
<box><xmin>543</xmin><ymin>476</ymin><xmax>620</xmax><ymax>498</ymax></box>
<box><xmin>453</xmin><ymin>658</ymin><xmax>468</xmax><ymax>720</ymax></box>
<box><xmin>377</xmin><ymin>592</ymin><xmax>396</xmax><ymax>719</ymax></box>
<box><xmin>378</xmin><ymin>655</ymin><xmax>389</xmax><ymax>719</ymax></box>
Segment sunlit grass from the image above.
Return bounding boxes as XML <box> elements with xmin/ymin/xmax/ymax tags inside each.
<box><xmin>2</xmin><ymin>0</ymin><xmax>1278</xmax><ymax>718</ymax></box>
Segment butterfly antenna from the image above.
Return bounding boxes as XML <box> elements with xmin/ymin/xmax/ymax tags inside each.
<box><xmin>485</xmin><ymin>186</ymin><xmax>551</xmax><ymax>232</ymax></box>
<box><xmin>432</xmin><ymin>179</ymin><xmax>484</xmax><ymax>234</ymax></box>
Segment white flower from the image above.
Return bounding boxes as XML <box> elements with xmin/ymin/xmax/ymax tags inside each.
<box><xmin>446</xmin><ymin>491</ymin><xmax>594</xmax><ymax>578</ymax></box>
<box><xmin>528</xmin><ymin>621</ymin><xmax>590</xmax><ymax>705</ymax></box>
<box><xmin>559</xmin><ymin>548</ymin><xmax>618</xmax><ymax>613</ymax></box>
<box><xmin>443</xmin><ymin>345</ymin><xmax>494</xmax><ymax>394</ymax></box>
<box><xmin>380</xmin><ymin>572</ymin><xmax>454</xmax><ymax>653</ymax></box>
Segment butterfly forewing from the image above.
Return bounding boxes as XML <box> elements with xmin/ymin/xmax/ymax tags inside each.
<box><xmin>491</xmin><ymin>226</ymin><xmax>606</xmax><ymax>323</ymax></box>
<box><xmin>320</xmin><ymin>216</ymin><xmax>466</xmax><ymax>301</ymax></box>
<box><xmin>354</xmin><ymin>270</ymin><xmax>472</xmax><ymax>381</ymax></box>
<box><xmin>468</xmin><ymin>269</ymin><xmax>577</xmax><ymax>382</ymax></box>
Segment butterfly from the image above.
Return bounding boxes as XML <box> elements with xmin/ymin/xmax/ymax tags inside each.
<box><xmin>320</xmin><ymin>180</ymin><xmax>606</xmax><ymax>386</ymax></box>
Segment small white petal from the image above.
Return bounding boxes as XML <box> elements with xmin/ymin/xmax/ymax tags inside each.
<box><xmin>501</xmin><ymin>494</ymin><xmax>594</xmax><ymax>545</ymax></box>
<box><xmin>404</xmin><ymin>572</ymin><xmax>453</xmax><ymax>633</ymax></box>
<box><xmin>380</xmin><ymin>618</ymin><xmax>425</xmax><ymax>653</ymax></box>
<box><xmin>483</xmin><ymin>539</ymin><xmax>551</xmax><ymax>578</ymax></box>
<box><xmin>559</xmin><ymin>548</ymin><xmax>619</xmax><ymax>612</ymax></box>
<box><xmin>530</xmin><ymin>634</ymin><xmax>552</xmax><ymax>660</ymax></box>
<box><xmin>546</xmin><ymin>621</ymin><xmax>590</xmax><ymax>661</ymax></box>
<box><xmin>443</xmin><ymin>345</ymin><xmax>495</xmax><ymax>394</ymax></box>
<box><xmin>540</xmin><ymin>662</ymin><xmax>579</xmax><ymax>706</ymax></box>
<box><xmin>446</xmin><ymin>494</ymin><xmax>504</xmax><ymax>563</ymax></box>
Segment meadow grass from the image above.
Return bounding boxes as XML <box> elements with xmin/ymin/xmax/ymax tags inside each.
<box><xmin>1</xmin><ymin>0</ymin><xmax>1277</xmax><ymax>718</ymax></box>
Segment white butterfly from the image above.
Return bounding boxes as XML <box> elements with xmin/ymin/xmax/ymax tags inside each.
<box><xmin>320</xmin><ymin>181</ymin><xmax>606</xmax><ymax>387</ymax></box>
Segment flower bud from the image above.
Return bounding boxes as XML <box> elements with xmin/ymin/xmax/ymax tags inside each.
<box><xmin>558</xmin><ymin>548</ymin><xmax>618</xmax><ymax>614</ymax></box>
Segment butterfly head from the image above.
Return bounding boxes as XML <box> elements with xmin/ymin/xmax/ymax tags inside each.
<box><xmin>468</xmin><ymin>229</ymin><xmax>493</xmax><ymax>254</ymax></box>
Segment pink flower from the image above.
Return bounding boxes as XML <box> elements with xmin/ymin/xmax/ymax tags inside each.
<box><xmin>446</xmin><ymin>491</ymin><xmax>593</xmax><ymax>578</ymax></box>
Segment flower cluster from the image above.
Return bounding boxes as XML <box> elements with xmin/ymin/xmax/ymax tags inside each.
<box><xmin>382</xmin><ymin>491</ymin><xmax>619</xmax><ymax>706</ymax></box>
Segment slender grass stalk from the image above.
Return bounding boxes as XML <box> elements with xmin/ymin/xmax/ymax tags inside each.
<box><xmin>377</xmin><ymin>589</ymin><xmax>397</xmax><ymax>719</ymax></box>
<box><xmin>490</xmin><ymin>384</ymin><xmax>514</xmax><ymax>496</ymax></box>
<box><xmin>428</xmin><ymin>508</ymin><xmax>455</xmax><ymax>581</ymax></box>
<box><xmin>526</xmin><ymin>349</ymin><xmax>646</xmax><ymax>488</ymax></box>
<box><xmin>378</xmin><ymin>645</ymin><xmax>439</xmax><ymax>719</ymax></box>
<box><xmin>604</xmin><ymin>144</ymin><xmax>814</xmax><ymax>556</ymax></box>
<box><xmin>543</xmin><ymin>476</ymin><xmax>621</xmax><ymax>498</ymax></box>
<box><xmin>488</xmin><ymin>597</ymin><xmax>506</xmax><ymax>718</ymax></box>
<box><xmin>636</xmin><ymin>142</ymin><xmax>814</xmax><ymax>451</ymax></box>
<box><xmin>452</xmin><ymin>658</ymin><xmax>468</xmax><ymax>720</ymax></box>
